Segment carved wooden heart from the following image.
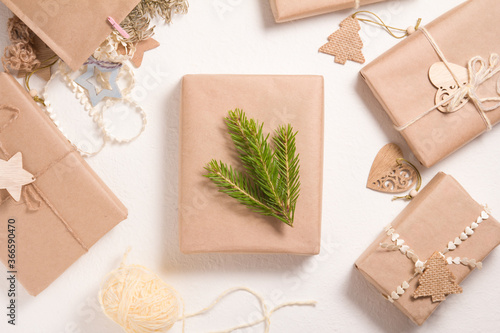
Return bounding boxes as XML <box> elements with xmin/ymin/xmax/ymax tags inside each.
<box><xmin>366</xmin><ymin>143</ymin><xmax>418</xmax><ymax>193</ymax></box>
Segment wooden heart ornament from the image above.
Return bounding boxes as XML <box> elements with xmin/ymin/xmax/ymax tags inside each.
<box><xmin>367</xmin><ymin>143</ymin><xmax>418</xmax><ymax>193</ymax></box>
<box><xmin>429</xmin><ymin>62</ymin><xmax>469</xmax><ymax>112</ymax></box>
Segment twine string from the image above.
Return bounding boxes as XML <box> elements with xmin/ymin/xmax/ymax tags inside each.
<box><xmin>396</xmin><ymin>27</ymin><xmax>500</xmax><ymax>132</ymax></box>
<box><xmin>181</xmin><ymin>286</ymin><xmax>316</xmax><ymax>333</ymax></box>
<box><xmin>0</xmin><ymin>105</ymin><xmax>88</xmax><ymax>251</ymax></box>
<box><xmin>391</xmin><ymin>158</ymin><xmax>422</xmax><ymax>201</ymax></box>
<box><xmin>24</xmin><ymin>55</ymin><xmax>59</xmax><ymax>106</ymax></box>
<box><xmin>100</xmin><ymin>250</ymin><xmax>316</xmax><ymax>333</ymax></box>
<box><xmin>352</xmin><ymin>11</ymin><xmax>421</xmax><ymax>39</ymax></box>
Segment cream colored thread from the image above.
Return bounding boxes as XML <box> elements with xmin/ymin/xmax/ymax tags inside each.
<box><xmin>395</xmin><ymin>28</ymin><xmax>499</xmax><ymax>132</ymax></box>
<box><xmin>99</xmin><ymin>250</ymin><xmax>316</xmax><ymax>333</ymax></box>
<box><xmin>352</xmin><ymin>11</ymin><xmax>421</xmax><ymax>39</ymax></box>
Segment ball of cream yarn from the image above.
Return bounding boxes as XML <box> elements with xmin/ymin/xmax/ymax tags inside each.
<box><xmin>99</xmin><ymin>263</ymin><xmax>182</xmax><ymax>333</ymax></box>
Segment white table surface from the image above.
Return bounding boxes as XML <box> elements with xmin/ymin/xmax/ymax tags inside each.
<box><xmin>1</xmin><ymin>0</ymin><xmax>499</xmax><ymax>332</ymax></box>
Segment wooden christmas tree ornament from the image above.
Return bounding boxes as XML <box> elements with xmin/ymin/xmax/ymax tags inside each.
<box><xmin>366</xmin><ymin>143</ymin><xmax>418</xmax><ymax>194</ymax></box>
<box><xmin>413</xmin><ymin>252</ymin><xmax>463</xmax><ymax>302</ymax></box>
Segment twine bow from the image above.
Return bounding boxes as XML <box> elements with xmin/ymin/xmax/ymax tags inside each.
<box><xmin>445</xmin><ymin>54</ymin><xmax>500</xmax><ymax>130</ymax></box>
<box><xmin>396</xmin><ymin>29</ymin><xmax>500</xmax><ymax>132</ymax></box>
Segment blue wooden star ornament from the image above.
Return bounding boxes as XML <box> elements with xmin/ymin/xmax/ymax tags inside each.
<box><xmin>75</xmin><ymin>57</ymin><xmax>123</xmax><ymax>107</ymax></box>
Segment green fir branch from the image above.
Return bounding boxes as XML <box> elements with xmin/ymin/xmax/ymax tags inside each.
<box><xmin>273</xmin><ymin>125</ymin><xmax>301</xmax><ymax>222</ymax></box>
<box><xmin>204</xmin><ymin>110</ymin><xmax>301</xmax><ymax>227</ymax></box>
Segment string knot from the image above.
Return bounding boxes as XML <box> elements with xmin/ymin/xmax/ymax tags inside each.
<box><xmin>443</xmin><ymin>54</ymin><xmax>500</xmax><ymax>130</ymax></box>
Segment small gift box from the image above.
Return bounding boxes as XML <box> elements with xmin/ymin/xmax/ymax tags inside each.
<box><xmin>179</xmin><ymin>74</ymin><xmax>324</xmax><ymax>254</ymax></box>
<box><xmin>0</xmin><ymin>73</ymin><xmax>128</xmax><ymax>296</ymax></box>
<box><xmin>355</xmin><ymin>172</ymin><xmax>500</xmax><ymax>325</ymax></box>
<box><xmin>269</xmin><ymin>0</ymin><xmax>386</xmax><ymax>22</ymax></box>
<box><xmin>1</xmin><ymin>0</ymin><xmax>140</xmax><ymax>70</ymax></box>
<box><xmin>360</xmin><ymin>0</ymin><xmax>500</xmax><ymax>167</ymax></box>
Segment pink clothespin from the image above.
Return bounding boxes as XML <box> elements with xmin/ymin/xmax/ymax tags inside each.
<box><xmin>107</xmin><ymin>16</ymin><xmax>130</xmax><ymax>39</ymax></box>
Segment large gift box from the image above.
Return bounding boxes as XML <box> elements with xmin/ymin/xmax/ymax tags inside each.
<box><xmin>269</xmin><ymin>0</ymin><xmax>386</xmax><ymax>22</ymax></box>
<box><xmin>0</xmin><ymin>73</ymin><xmax>128</xmax><ymax>296</ymax></box>
<box><xmin>355</xmin><ymin>172</ymin><xmax>500</xmax><ymax>325</ymax></box>
<box><xmin>1</xmin><ymin>0</ymin><xmax>140</xmax><ymax>70</ymax></box>
<box><xmin>360</xmin><ymin>0</ymin><xmax>500</xmax><ymax>167</ymax></box>
<box><xmin>179</xmin><ymin>75</ymin><xmax>324</xmax><ymax>254</ymax></box>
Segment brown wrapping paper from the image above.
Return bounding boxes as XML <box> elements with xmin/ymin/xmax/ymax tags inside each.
<box><xmin>0</xmin><ymin>73</ymin><xmax>127</xmax><ymax>296</ymax></box>
<box><xmin>360</xmin><ymin>0</ymin><xmax>500</xmax><ymax>167</ymax></box>
<box><xmin>179</xmin><ymin>75</ymin><xmax>324</xmax><ymax>254</ymax></box>
<box><xmin>1</xmin><ymin>0</ymin><xmax>140</xmax><ymax>71</ymax></box>
<box><xmin>269</xmin><ymin>0</ymin><xmax>386</xmax><ymax>22</ymax></box>
<box><xmin>355</xmin><ymin>172</ymin><xmax>500</xmax><ymax>325</ymax></box>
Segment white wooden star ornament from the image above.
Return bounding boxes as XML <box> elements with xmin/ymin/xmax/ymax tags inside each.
<box><xmin>0</xmin><ymin>152</ymin><xmax>35</xmax><ymax>202</ymax></box>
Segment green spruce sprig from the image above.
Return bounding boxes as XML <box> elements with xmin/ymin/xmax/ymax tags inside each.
<box><xmin>204</xmin><ymin>109</ymin><xmax>300</xmax><ymax>227</ymax></box>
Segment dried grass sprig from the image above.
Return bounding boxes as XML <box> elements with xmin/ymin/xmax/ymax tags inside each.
<box><xmin>120</xmin><ymin>0</ymin><xmax>189</xmax><ymax>43</ymax></box>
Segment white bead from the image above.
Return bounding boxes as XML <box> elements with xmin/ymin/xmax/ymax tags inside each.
<box><xmin>396</xmin><ymin>239</ymin><xmax>405</xmax><ymax>246</ymax></box>
<box><xmin>460</xmin><ymin>232</ymin><xmax>468</xmax><ymax>240</ymax></box>
<box><xmin>391</xmin><ymin>233</ymin><xmax>400</xmax><ymax>242</ymax></box>
<box><xmin>391</xmin><ymin>292</ymin><xmax>400</xmax><ymax>300</ymax></box>
<box><xmin>402</xmin><ymin>281</ymin><xmax>410</xmax><ymax>289</ymax></box>
<box><xmin>406</xmin><ymin>26</ymin><xmax>416</xmax><ymax>35</ymax></box>
<box><xmin>454</xmin><ymin>257</ymin><xmax>462</xmax><ymax>265</ymax></box>
<box><xmin>465</xmin><ymin>227</ymin><xmax>474</xmax><ymax>236</ymax></box>
<box><xmin>477</xmin><ymin>217</ymin><xmax>483</xmax><ymax>224</ymax></box>
<box><xmin>471</xmin><ymin>222</ymin><xmax>479</xmax><ymax>229</ymax></box>
<box><xmin>454</xmin><ymin>237</ymin><xmax>462</xmax><ymax>245</ymax></box>
<box><xmin>446</xmin><ymin>257</ymin><xmax>453</xmax><ymax>265</ymax></box>
<box><xmin>481</xmin><ymin>211</ymin><xmax>489</xmax><ymax>220</ymax></box>
<box><xmin>29</xmin><ymin>89</ymin><xmax>38</xmax><ymax>97</ymax></box>
<box><xmin>415</xmin><ymin>260</ymin><xmax>424</xmax><ymax>268</ymax></box>
<box><xmin>409</xmin><ymin>189</ymin><xmax>418</xmax><ymax>198</ymax></box>
<box><xmin>397</xmin><ymin>286</ymin><xmax>405</xmax><ymax>295</ymax></box>
<box><xmin>447</xmin><ymin>242</ymin><xmax>457</xmax><ymax>250</ymax></box>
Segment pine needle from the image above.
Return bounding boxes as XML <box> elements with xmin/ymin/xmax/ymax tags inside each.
<box><xmin>204</xmin><ymin>110</ymin><xmax>301</xmax><ymax>227</ymax></box>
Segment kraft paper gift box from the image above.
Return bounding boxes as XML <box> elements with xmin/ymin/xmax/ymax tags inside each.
<box><xmin>179</xmin><ymin>75</ymin><xmax>324</xmax><ymax>254</ymax></box>
<box><xmin>0</xmin><ymin>73</ymin><xmax>128</xmax><ymax>296</ymax></box>
<box><xmin>269</xmin><ymin>0</ymin><xmax>386</xmax><ymax>22</ymax></box>
<box><xmin>360</xmin><ymin>0</ymin><xmax>500</xmax><ymax>167</ymax></box>
<box><xmin>355</xmin><ymin>172</ymin><xmax>500</xmax><ymax>325</ymax></box>
<box><xmin>1</xmin><ymin>0</ymin><xmax>140</xmax><ymax>70</ymax></box>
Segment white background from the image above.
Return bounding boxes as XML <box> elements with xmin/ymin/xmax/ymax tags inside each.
<box><xmin>1</xmin><ymin>0</ymin><xmax>500</xmax><ymax>332</ymax></box>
